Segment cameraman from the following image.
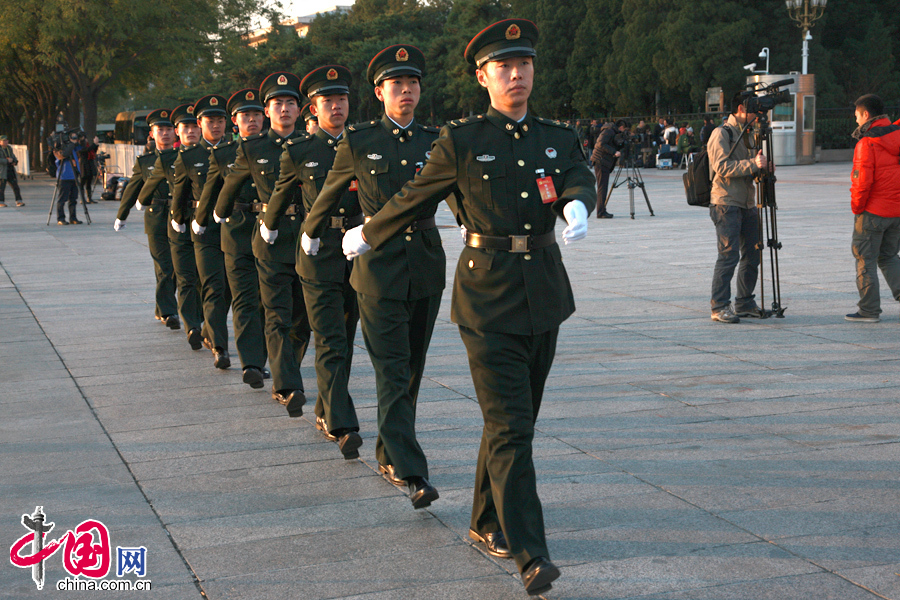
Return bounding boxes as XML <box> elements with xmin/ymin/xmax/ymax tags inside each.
<box><xmin>591</xmin><ymin>119</ymin><xmax>628</xmax><ymax>219</ymax></box>
<box><xmin>52</xmin><ymin>129</ymin><xmax>83</xmax><ymax>225</ymax></box>
<box><xmin>0</xmin><ymin>135</ymin><xmax>24</xmax><ymax>207</ymax></box>
<box><xmin>78</xmin><ymin>134</ymin><xmax>99</xmax><ymax>204</ymax></box>
<box><xmin>707</xmin><ymin>92</ymin><xmax>769</xmax><ymax>323</ymax></box>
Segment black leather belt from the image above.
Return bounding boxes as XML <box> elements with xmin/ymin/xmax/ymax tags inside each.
<box><xmin>261</xmin><ymin>203</ymin><xmax>301</xmax><ymax>216</ymax></box>
<box><xmin>330</xmin><ymin>213</ymin><xmax>364</xmax><ymax>229</ymax></box>
<box><xmin>365</xmin><ymin>215</ymin><xmax>436</xmax><ymax>233</ymax></box>
<box><xmin>234</xmin><ymin>202</ymin><xmax>263</xmax><ymax>213</ymax></box>
<box><xmin>465</xmin><ymin>230</ymin><xmax>555</xmax><ymax>253</ymax></box>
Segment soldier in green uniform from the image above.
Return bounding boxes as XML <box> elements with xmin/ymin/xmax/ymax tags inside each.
<box><xmin>195</xmin><ymin>89</ymin><xmax>269</xmax><ymax>389</ymax></box>
<box><xmin>301</xmin><ymin>103</ymin><xmax>318</xmax><ymax>135</ymax></box>
<box><xmin>113</xmin><ymin>108</ymin><xmax>179</xmax><ymax>330</ymax></box>
<box><xmin>215</xmin><ymin>72</ymin><xmax>310</xmax><ymax>415</ymax></box>
<box><xmin>264</xmin><ymin>65</ymin><xmax>363</xmax><ymax>459</ymax></box>
<box><xmin>137</xmin><ymin>104</ymin><xmax>205</xmax><ymax>350</ymax></box>
<box><xmin>303</xmin><ymin>45</ymin><xmax>444</xmax><ymax>509</ymax></box>
<box><xmin>340</xmin><ymin>20</ymin><xmax>594</xmax><ymax>595</ymax></box>
<box><xmin>171</xmin><ymin>94</ymin><xmax>232</xmax><ymax>370</ymax></box>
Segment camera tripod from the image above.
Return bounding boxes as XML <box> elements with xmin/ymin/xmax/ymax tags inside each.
<box><xmin>606</xmin><ymin>160</ymin><xmax>654</xmax><ymax>219</ymax></box>
<box><xmin>46</xmin><ymin>156</ymin><xmax>92</xmax><ymax>226</ymax></box>
<box><xmin>751</xmin><ymin>114</ymin><xmax>784</xmax><ymax>317</ymax></box>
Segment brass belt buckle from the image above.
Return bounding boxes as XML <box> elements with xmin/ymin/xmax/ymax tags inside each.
<box><xmin>509</xmin><ymin>235</ymin><xmax>529</xmax><ymax>253</ymax></box>
<box><xmin>330</xmin><ymin>216</ymin><xmax>345</xmax><ymax>228</ymax></box>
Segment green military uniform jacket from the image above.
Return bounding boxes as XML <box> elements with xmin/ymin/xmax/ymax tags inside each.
<box><xmin>196</xmin><ymin>139</ymin><xmax>259</xmax><ymax>256</ymax></box>
<box><xmin>215</xmin><ymin>128</ymin><xmax>305</xmax><ymax>264</ymax></box>
<box><xmin>361</xmin><ymin>108</ymin><xmax>596</xmax><ymax>335</ymax></box>
<box><xmin>136</xmin><ymin>147</ymin><xmax>181</xmax><ymax>215</ymax></box>
<box><xmin>170</xmin><ymin>138</ymin><xmax>218</xmax><ymax>226</ymax></box>
<box><xmin>266</xmin><ymin>128</ymin><xmax>361</xmax><ymax>284</ymax></box>
<box><xmin>303</xmin><ymin>116</ymin><xmax>445</xmax><ymax>301</ymax></box>
<box><xmin>117</xmin><ymin>152</ymin><xmax>172</xmax><ymax>233</ymax></box>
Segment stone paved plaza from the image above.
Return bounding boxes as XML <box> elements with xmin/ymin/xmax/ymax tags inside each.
<box><xmin>1</xmin><ymin>162</ymin><xmax>898</xmax><ymax>600</ymax></box>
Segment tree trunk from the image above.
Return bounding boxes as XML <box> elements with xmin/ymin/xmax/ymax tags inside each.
<box><xmin>82</xmin><ymin>88</ymin><xmax>99</xmax><ymax>139</ymax></box>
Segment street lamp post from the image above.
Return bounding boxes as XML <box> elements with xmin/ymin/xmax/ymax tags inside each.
<box><xmin>786</xmin><ymin>0</ymin><xmax>827</xmax><ymax>74</ymax></box>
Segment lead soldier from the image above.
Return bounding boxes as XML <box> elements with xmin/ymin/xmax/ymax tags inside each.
<box><xmin>340</xmin><ymin>20</ymin><xmax>594</xmax><ymax>595</ymax></box>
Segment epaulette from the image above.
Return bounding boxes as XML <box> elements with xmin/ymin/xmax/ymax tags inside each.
<box><xmin>286</xmin><ymin>135</ymin><xmax>314</xmax><ymax>147</ymax></box>
<box><xmin>346</xmin><ymin>120</ymin><xmax>378</xmax><ymax>133</ymax></box>
<box><xmin>242</xmin><ymin>132</ymin><xmax>266</xmax><ymax>142</ymax></box>
<box><xmin>448</xmin><ymin>115</ymin><xmax>485</xmax><ymax>128</ymax></box>
<box><xmin>535</xmin><ymin>117</ymin><xmax>575</xmax><ymax>131</ymax></box>
<box><xmin>418</xmin><ymin>123</ymin><xmax>440</xmax><ymax>133</ymax></box>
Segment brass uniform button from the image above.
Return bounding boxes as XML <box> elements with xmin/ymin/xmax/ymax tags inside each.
<box><xmin>483</xmin><ymin>174</ymin><xmax>489</xmax><ymax>180</ymax></box>
<box><xmin>339</xmin><ymin>208</ymin><xmax>345</xmax><ymax>214</ymax></box>
<box><xmin>524</xmin><ymin>223</ymin><xmax>532</xmax><ymax>230</ymax></box>
<box><xmin>514</xmin><ymin>132</ymin><xmax>520</xmax><ymax>139</ymax></box>
<box><xmin>468</xmin><ymin>259</ymin><xmax>475</xmax><ymax>268</ymax></box>
<box><xmin>401</xmin><ymin>159</ymin><xmax>407</xmax><ymax>166</ymax></box>
<box><xmin>521</xmin><ymin>192</ymin><xmax>528</xmax><ymax>198</ymax></box>
<box><xmin>518</xmin><ymin>160</ymin><xmax>525</xmax><ymax>167</ymax></box>
<box><xmin>371</xmin><ymin>169</ymin><xmax>376</xmax><ymax>175</ymax></box>
<box><xmin>524</xmin><ymin>254</ymin><xmax>532</xmax><ymax>260</ymax></box>
<box><xmin>405</xmin><ymin>235</ymin><xmax>412</xmax><ymax>241</ymax></box>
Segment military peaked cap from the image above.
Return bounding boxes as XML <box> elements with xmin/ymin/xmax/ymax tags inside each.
<box><xmin>366</xmin><ymin>44</ymin><xmax>425</xmax><ymax>86</ymax></box>
<box><xmin>227</xmin><ymin>89</ymin><xmax>265</xmax><ymax>115</ymax></box>
<box><xmin>300</xmin><ymin>65</ymin><xmax>352</xmax><ymax>99</ymax></box>
<box><xmin>146</xmin><ymin>109</ymin><xmax>173</xmax><ymax>128</ymax></box>
<box><xmin>301</xmin><ymin>103</ymin><xmax>317</xmax><ymax>122</ymax></box>
<box><xmin>260</xmin><ymin>72</ymin><xmax>301</xmax><ymax>103</ymax></box>
<box><xmin>464</xmin><ymin>18</ymin><xmax>539</xmax><ymax>68</ymax></box>
<box><xmin>193</xmin><ymin>94</ymin><xmax>228</xmax><ymax>118</ymax></box>
<box><xmin>171</xmin><ymin>104</ymin><xmax>197</xmax><ymax>126</ymax></box>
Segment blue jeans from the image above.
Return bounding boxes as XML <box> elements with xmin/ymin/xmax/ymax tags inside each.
<box><xmin>710</xmin><ymin>204</ymin><xmax>760</xmax><ymax>311</ymax></box>
<box><xmin>851</xmin><ymin>212</ymin><xmax>900</xmax><ymax>317</ymax></box>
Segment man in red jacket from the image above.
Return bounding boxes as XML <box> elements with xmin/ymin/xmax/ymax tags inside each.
<box><xmin>846</xmin><ymin>94</ymin><xmax>900</xmax><ymax>322</ymax></box>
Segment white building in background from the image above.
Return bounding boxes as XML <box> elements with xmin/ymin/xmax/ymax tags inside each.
<box><xmin>246</xmin><ymin>6</ymin><xmax>352</xmax><ymax>47</ymax></box>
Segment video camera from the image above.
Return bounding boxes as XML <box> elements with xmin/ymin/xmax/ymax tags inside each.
<box><xmin>740</xmin><ymin>78</ymin><xmax>794</xmax><ymax>114</ymax></box>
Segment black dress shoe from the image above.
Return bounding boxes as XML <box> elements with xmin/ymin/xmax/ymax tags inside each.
<box><xmin>69</xmin><ymin>218</ymin><xmax>82</xmax><ymax>225</ymax></box>
<box><xmin>598</xmin><ymin>211</ymin><xmax>614</xmax><ymax>219</ymax></box>
<box><xmin>469</xmin><ymin>529</ymin><xmax>512</xmax><ymax>559</ymax></box>
<box><xmin>212</xmin><ymin>347</ymin><xmax>231</xmax><ymax>370</ymax></box>
<box><xmin>521</xmin><ymin>557</ymin><xmax>560</xmax><ymax>595</ymax></box>
<box><xmin>337</xmin><ymin>431</ymin><xmax>362</xmax><ymax>459</ymax></box>
<box><xmin>379</xmin><ymin>463</ymin><xmax>405</xmax><ymax>488</ymax></box>
<box><xmin>263</xmin><ymin>367</ymin><xmax>271</xmax><ymax>379</ymax></box>
<box><xmin>315</xmin><ymin>416</ymin><xmax>338</xmax><ymax>441</ymax></box>
<box><xmin>57</xmin><ymin>220</ymin><xmax>68</xmax><ymax>225</ymax></box>
<box><xmin>282</xmin><ymin>390</ymin><xmax>306</xmax><ymax>417</ymax></box>
<box><xmin>164</xmin><ymin>315</ymin><xmax>181</xmax><ymax>330</ymax></box>
<box><xmin>407</xmin><ymin>477</ymin><xmax>439</xmax><ymax>509</ymax></box>
<box><xmin>242</xmin><ymin>367</ymin><xmax>264</xmax><ymax>389</ymax></box>
<box><xmin>187</xmin><ymin>328</ymin><xmax>203</xmax><ymax>350</ymax></box>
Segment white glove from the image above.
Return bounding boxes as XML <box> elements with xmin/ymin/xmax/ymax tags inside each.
<box><xmin>134</xmin><ymin>202</ymin><xmax>144</xmax><ymax>212</ymax></box>
<box><xmin>213</xmin><ymin>211</ymin><xmax>224</xmax><ymax>224</ymax></box>
<box><xmin>192</xmin><ymin>219</ymin><xmax>205</xmax><ymax>235</ymax></box>
<box><xmin>114</xmin><ymin>218</ymin><xmax>126</xmax><ymax>231</ymax></box>
<box><xmin>460</xmin><ymin>224</ymin><xmax>467</xmax><ymax>243</ymax></box>
<box><xmin>562</xmin><ymin>201</ymin><xmax>588</xmax><ymax>245</ymax></box>
<box><xmin>342</xmin><ymin>224</ymin><xmax>370</xmax><ymax>260</ymax></box>
<box><xmin>171</xmin><ymin>219</ymin><xmax>186</xmax><ymax>234</ymax></box>
<box><xmin>260</xmin><ymin>221</ymin><xmax>278</xmax><ymax>245</ymax></box>
<box><xmin>301</xmin><ymin>232</ymin><xmax>320</xmax><ymax>256</ymax></box>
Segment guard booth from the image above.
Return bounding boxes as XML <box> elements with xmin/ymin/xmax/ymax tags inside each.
<box><xmin>745</xmin><ymin>73</ymin><xmax>816</xmax><ymax>165</ymax></box>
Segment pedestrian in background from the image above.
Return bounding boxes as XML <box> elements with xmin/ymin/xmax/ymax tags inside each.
<box><xmin>0</xmin><ymin>135</ymin><xmax>24</xmax><ymax>207</ymax></box>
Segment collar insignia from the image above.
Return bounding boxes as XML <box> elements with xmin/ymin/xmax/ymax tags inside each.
<box><xmin>476</xmin><ymin>155</ymin><xmax>495</xmax><ymax>162</ymax></box>
<box><xmin>505</xmin><ymin>123</ymin><xmax>514</xmax><ymax>131</ymax></box>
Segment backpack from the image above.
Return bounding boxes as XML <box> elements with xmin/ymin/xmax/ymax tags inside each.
<box><xmin>683</xmin><ymin>127</ymin><xmax>734</xmax><ymax>207</ymax></box>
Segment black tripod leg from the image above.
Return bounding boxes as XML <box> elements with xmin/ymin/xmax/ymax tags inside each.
<box><xmin>46</xmin><ymin>173</ymin><xmax>62</xmax><ymax>226</ymax></box>
<box><xmin>629</xmin><ymin>181</ymin><xmax>635</xmax><ymax>219</ymax></box>
<box><xmin>605</xmin><ymin>165</ymin><xmax>623</xmax><ymax>209</ymax></box>
<box><xmin>79</xmin><ymin>182</ymin><xmax>92</xmax><ymax>225</ymax></box>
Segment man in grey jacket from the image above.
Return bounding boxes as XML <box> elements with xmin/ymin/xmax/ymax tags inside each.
<box><xmin>707</xmin><ymin>92</ymin><xmax>769</xmax><ymax>323</ymax></box>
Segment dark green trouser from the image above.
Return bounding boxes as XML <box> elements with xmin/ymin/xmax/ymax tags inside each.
<box><xmin>301</xmin><ymin>268</ymin><xmax>359</xmax><ymax>433</ymax></box>
<box><xmin>193</xmin><ymin>222</ymin><xmax>231</xmax><ymax>351</ymax></box>
<box><xmin>459</xmin><ymin>324</ymin><xmax>558</xmax><ymax>572</ymax></box>
<box><xmin>145</xmin><ymin>213</ymin><xmax>176</xmax><ymax>318</ymax></box>
<box><xmin>357</xmin><ymin>291</ymin><xmax>441</xmax><ymax>480</ymax></box>
<box><xmin>256</xmin><ymin>257</ymin><xmax>310</xmax><ymax>393</ymax></box>
<box><xmin>168</xmin><ymin>229</ymin><xmax>203</xmax><ymax>332</ymax></box>
<box><xmin>224</xmin><ymin>249</ymin><xmax>266</xmax><ymax>370</ymax></box>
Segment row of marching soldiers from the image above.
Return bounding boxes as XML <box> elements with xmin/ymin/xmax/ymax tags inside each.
<box><xmin>113</xmin><ymin>20</ymin><xmax>596</xmax><ymax>596</ymax></box>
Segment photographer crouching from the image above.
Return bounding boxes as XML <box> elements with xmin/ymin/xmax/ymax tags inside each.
<box><xmin>52</xmin><ymin>129</ymin><xmax>83</xmax><ymax>225</ymax></box>
<box><xmin>591</xmin><ymin>119</ymin><xmax>628</xmax><ymax>219</ymax></box>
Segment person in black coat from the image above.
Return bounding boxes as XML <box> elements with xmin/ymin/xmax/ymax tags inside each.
<box><xmin>590</xmin><ymin>119</ymin><xmax>627</xmax><ymax>218</ymax></box>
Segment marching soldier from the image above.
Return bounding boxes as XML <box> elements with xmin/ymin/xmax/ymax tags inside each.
<box><xmin>171</xmin><ymin>94</ymin><xmax>232</xmax><ymax>370</ymax></box>
<box><xmin>339</xmin><ymin>20</ymin><xmax>594</xmax><ymax>595</ymax></box>
<box><xmin>194</xmin><ymin>89</ymin><xmax>269</xmax><ymax>389</ymax></box>
<box><xmin>113</xmin><ymin>108</ymin><xmax>179</xmax><ymax>330</ymax></box>
<box><xmin>215</xmin><ymin>72</ymin><xmax>310</xmax><ymax>416</ymax></box>
<box><xmin>303</xmin><ymin>46</ymin><xmax>445</xmax><ymax>509</ymax></box>
<box><xmin>301</xmin><ymin>103</ymin><xmax>318</xmax><ymax>135</ymax></box>
<box><xmin>137</xmin><ymin>104</ymin><xmax>205</xmax><ymax>350</ymax></box>
<box><xmin>264</xmin><ymin>66</ymin><xmax>363</xmax><ymax>459</ymax></box>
